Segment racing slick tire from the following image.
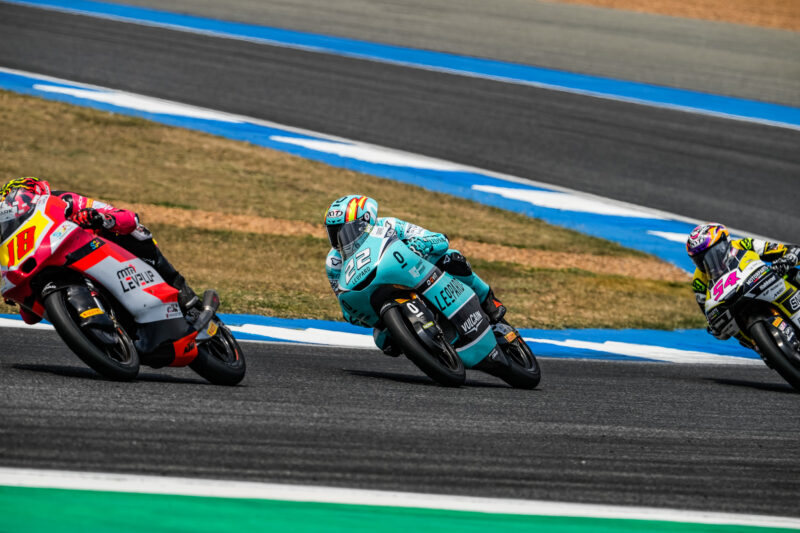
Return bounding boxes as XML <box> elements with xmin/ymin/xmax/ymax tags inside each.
<box><xmin>44</xmin><ymin>288</ymin><xmax>139</xmax><ymax>381</ymax></box>
<box><xmin>189</xmin><ymin>321</ymin><xmax>246</xmax><ymax>386</ymax></box>
<box><xmin>498</xmin><ymin>336</ymin><xmax>541</xmax><ymax>389</ymax></box>
<box><xmin>750</xmin><ymin>321</ymin><xmax>800</xmax><ymax>390</ymax></box>
<box><xmin>382</xmin><ymin>306</ymin><xmax>466</xmax><ymax>387</ymax></box>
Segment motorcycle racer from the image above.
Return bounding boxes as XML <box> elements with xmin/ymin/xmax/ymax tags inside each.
<box><xmin>1</xmin><ymin>177</ymin><xmax>198</xmax><ymax>323</ymax></box>
<box><xmin>687</xmin><ymin>222</ymin><xmax>800</xmax><ymax>340</ymax></box>
<box><xmin>324</xmin><ymin>194</ymin><xmax>506</xmax><ymax>355</ymax></box>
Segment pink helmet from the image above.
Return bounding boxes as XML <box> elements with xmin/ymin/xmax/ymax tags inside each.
<box><xmin>687</xmin><ymin>223</ymin><xmax>732</xmax><ymax>275</ymax></box>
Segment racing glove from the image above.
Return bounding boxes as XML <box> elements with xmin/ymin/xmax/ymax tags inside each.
<box><xmin>407</xmin><ymin>234</ymin><xmax>448</xmax><ymax>258</ymax></box>
<box><xmin>71</xmin><ymin>208</ymin><xmax>115</xmax><ymax>230</ymax></box>
<box><xmin>772</xmin><ymin>249</ymin><xmax>800</xmax><ymax>276</ymax></box>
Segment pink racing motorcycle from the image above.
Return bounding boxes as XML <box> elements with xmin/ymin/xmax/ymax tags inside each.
<box><xmin>0</xmin><ymin>188</ymin><xmax>245</xmax><ymax>384</ymax></box>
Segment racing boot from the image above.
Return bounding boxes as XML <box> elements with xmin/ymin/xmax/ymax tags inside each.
<box><xmin>481</xmin><ymin>288</ymin><xmax>507</xmax><ymax>324</ymax></box>
<box><xmin>147</xmin><ymin>247</ymin><xmax>199</xmax><ymax>313</ymax></box>
<box><xmin>171</xmin><ymin>273</ymin><xmax>200</xmax><ymax>314</ymax></box>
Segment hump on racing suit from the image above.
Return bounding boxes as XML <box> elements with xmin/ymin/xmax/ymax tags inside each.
<box><xmin>326</xmin><ymin>217</ymin><xmax>448</xmax><ymax>296</ymax></box>
<box><xmin>54</xmin><ymin>191</ymin><xmax>139</xmax><ymax>234</ymax></box>
<box><xmin>326</xmin><ymin>216</ymin><xmax>504</xmax><ymax>327</ymax></box>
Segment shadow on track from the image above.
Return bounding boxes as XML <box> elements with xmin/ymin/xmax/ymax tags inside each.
<box><xmin>345</xmin><ymin>368</ymin><xmax>509</xmax><ymax>388</ymax></box>
<box><xmin>12</xmin><ymin>363</ymin><xmax>207</xmax><ymax>385</ymax></box>
<box><xmin>706</xmin><ymin>377</ymin><xmax>796</xmax><ymax>394</ymax></box>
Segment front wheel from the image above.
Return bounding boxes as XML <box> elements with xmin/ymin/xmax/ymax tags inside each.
<box><xmin>44</xmin><ymin>288</ymin><xmax>139</xmax><ymax>380</ymax></box>
<box><xmin>190</xmin><ymin>321</ymin><xmax>246</xmax><ymax>386</ymax></box>
<box><xmin>477</xmin><ymin>323</ymin><xmax>541</xmax><ymax>389</ymax></box>
<box><xmin>500</xmin><ymin>335</ymin><xmax>541</xmax><ymax>389</ymax></box>
<box><xmin>750</xmin><ymin>321</ymin><xmax>800</xmax><ymax>390</ymax></box>
<box><xmin>382</xmin><ymin>306</ymin><xmax>465</xmax><ymax>387</ymax></box>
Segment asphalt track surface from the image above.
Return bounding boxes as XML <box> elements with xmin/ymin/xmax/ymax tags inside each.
<box><xmin>109</xmin><ymin>0</ymin><xmax>800</xmax><ymax>108</ymax></box>
<box><xmin>1</xmin><ymin>4</ymin><xmax>799</xmax><ymax>242</ymax></box>
<box><xmin>1</xmin><ymin>327</ymin><xmax>799</xmax><ymax>517</ymax></box>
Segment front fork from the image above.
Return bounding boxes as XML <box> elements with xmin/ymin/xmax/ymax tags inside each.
<box><xmin>44</xmin><ymin>280</ymin><xmax>118</xmax><ymax>346</ymax></box>
<box><xmin>381</xmin><ymin>294</ymin><xmax>448</xmax><ymax>355</ymax></box>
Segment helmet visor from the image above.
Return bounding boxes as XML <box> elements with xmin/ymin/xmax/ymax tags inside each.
<box><xmin>701</xmin><ymin>241</ymin><xmax>735</xmax><ymax>281</ymax></box>
<box><xmin>328</xmin><ymin>219</ymin><xmax>371</xmax><ymax>259</ymax></box>
<box><xmin>0</xmin><ymin>188</ymin><xmax>36</xmax><ymax>243</ymax></box>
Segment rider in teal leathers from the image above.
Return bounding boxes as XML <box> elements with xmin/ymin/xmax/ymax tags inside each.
<box><xmin>325</xmin><ymin>194</ymin><xmax>506</xmax><ymax>355</ymax></box>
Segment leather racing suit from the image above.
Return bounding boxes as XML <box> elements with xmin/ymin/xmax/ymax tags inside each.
<box><xmin>325</xmin><ymin>216</ymin><xmax>502</xmax><ymax>354</ymax></box>
<box><xmin>15</xmin><ymin>191</ymin><xmax>195</xmax><ymax>324</ymax></box>
<box><xmin>693</xmin><ymin>237</ymin><xmax>800</xmax><ymax>341</ymax></box>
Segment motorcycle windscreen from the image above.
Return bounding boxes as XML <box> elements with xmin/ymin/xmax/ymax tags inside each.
<box><xmin>0</xmin><ymin>189</ymin><xmax>37</xmax><ymax>243</ymax></box>
<box><xmin>336</xmin><ymin>219</ymin><xmax>371</xmax><ymax>259</ymax></box>
<box><xmin>703</xmin><ymin>241</ymin><xmax>737</xmax><ymax>281</ymax></box>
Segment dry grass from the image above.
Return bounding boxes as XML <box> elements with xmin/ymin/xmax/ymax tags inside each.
<box><xmin>548</xmin><ymin>0</ymin><xmax>800</xmax><ymax>31</ymax></box>
<box><xmin>0</xmin><ymin>90</ymin><xmax>638</xmax><ymax>255</ymax></box>
<box><xmin>115</xmin><ymin>201</ymin><xmax>688</xmax><ymax>282</ymax></box>
<box><xmin>0</xmin><ymin>90</ymin><xmax>703</xmax><ymax>328</ymax></box>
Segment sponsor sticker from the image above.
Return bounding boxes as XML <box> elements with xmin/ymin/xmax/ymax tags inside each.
<box><xmin>116</xmin><ymin>264</ymin><xmax>156</xmax><ymax>292</ymax></box>
<box><xmin>762</xmin><ymin>280</ymin><xmax>786</xmax><ymax>302</ymax></box>
<box><xmin>206</xmin><ymin>321</ymin><xmax>218</xmax><ymax>337</ymax></box>
<box><xmin>408</xmin><ymin>261</ymin><xmax>426</xmax><ymax>278</ymax></box>
<box><xmin>433</xmin><ymin>278</ymin><xmax>466</xmax><ymax>312</ymax></box>
<box><xmin>79</xmin><ymin>308</ymin><xmax>104</xmax><ymax>319</ymax></box>
<box><xmin>460</xmin><ymin>310</ymin><xmax>484</xmax><ymax>336</ymax></box>
<box><xmin>784</xmin><ymin>291</ymin><xmax>800</xmax><ymax>313</ymax></box>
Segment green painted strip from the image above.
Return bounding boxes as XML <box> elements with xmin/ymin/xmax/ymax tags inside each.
<box><xmin>0</xmin><ymin>487</ymin><xmax>795</xmax><ymax>533</ymax></box>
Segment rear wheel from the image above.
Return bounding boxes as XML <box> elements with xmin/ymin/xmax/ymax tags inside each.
<box><xmin>383</xmin><ymin>306</ymin><xmax>465</xmax><ymax>387</ymax></box>
<box><xmin>190</xmin><ymin>321</ymin><xmax>246</xmax><ymax>386</ymax></box>
<box><xmin>44</xmin><ymin>288</ymin><xmax>139</xmax><ymax>380</ymax></box>
<box><xmin>750</xmin><ymin>321</ymin><xmax>800</xmax><ymax>390</ymax></box>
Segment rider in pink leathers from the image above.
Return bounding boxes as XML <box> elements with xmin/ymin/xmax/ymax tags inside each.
<box><xmin>1</xmin><ymin>177</ymin><xmax>198</xmax><ymax>323</ymax></box>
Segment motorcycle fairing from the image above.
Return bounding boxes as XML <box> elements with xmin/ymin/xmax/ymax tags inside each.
<box><xmin>64</xmin><ymin>236</ymin><xmax>182</xmax><ymax>324</ymax></box>
<box><xmin>1</xmin><ymin>194</ymin><xmax>179</xmax><ymax>325</ymax></box>
<box><xmin>337</xmin><ymin>228</ymin><xmax>498</xmax><ymax>368</ymax></box>
<box><xmin>417</xmin><ymin>264</ymin><xmax>496</xmax><ymax>367</ymax></box>
<box><xmin>706</xmin><ymin>253</ymin><xmax>800</xmax><ymax>340</ymax></box>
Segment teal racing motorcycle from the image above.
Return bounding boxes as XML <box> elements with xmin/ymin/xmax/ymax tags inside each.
<box><xmin>336</xmin><ymin>224</ymin><xmax>540</xmax><ymax>388</ymax></box>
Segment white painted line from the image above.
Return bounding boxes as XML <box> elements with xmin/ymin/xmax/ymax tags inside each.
<box><xmin>6</xmin><ymin>0</ymin><xmax>800</xmax><ymax>132</ymax></box>
<box><xmin>526</xmin><ymin>338</ymin><xmax>759</xmax><ymax>365</ymax></box>
<box><xmin>227</xmin><ymin>323</ymin><xmax>375</xmax><ymax>348</ymax></box>
<box><xmin>270</xmin><ymin>136</ymin><xmax>467</xmax><ymax>171</ymax></box>
<box><xmin>0</xmin><ymin>467</ymin><xmax>797</xmax><ymax>528</ymax></box>
<box><xmin>648</xmin><ymin>230</ymin><xmax>689</xmax><ymax>243</ymax></box>
<box><xmin>0</xmin><ymin>317</ymin><xmax>53</xmax><ymax>330</ymax></box>
<box><xmin>33</xmin><ymin>84</ymin><xmax>244</xmax><ymax>122</ymax></box>
<box><xmin>0</xmin><ymin>67</ymin><xmax>777</xmax><ymax>244</ymax></box>
<box><xmin>474</xmin><ymin>184</ymin><xmax>665</xmax><ymax>219</ymax></box>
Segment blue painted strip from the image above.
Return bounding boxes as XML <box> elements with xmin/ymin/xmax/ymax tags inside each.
<box><xmin>0</xmin><ymin>69</ymin><xmax>703</xmax><ymax>271</ymax></box>
<box><xmin>0</xmin><ymin>313</ymin><xmax>757</xmax><ymax>362</ymax></box>
<box><xmin>4</xmin><ymin>0</ymin><xmax>800</xmax><ymax>130</ymax></box>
